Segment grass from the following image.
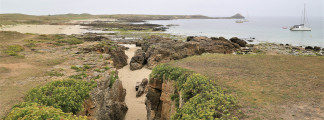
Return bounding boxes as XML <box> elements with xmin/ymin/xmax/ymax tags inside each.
<box><xmin>170</xmin><ymin>54</ymin><xmax>324</xmax><ymax>119</ymax></box>
<box><xmin>0</xmin><ymin>31</ymin><xmax>70</xmax><ymax>118</ymax></box>
<box><xmin>0</xmin><ymin>67</ymin><xmax>11</xmax><ymax>73</ymax></box>
<box><xmin>4</xmin><ymin>45</ymin><xmax>24</xmax><ymax>56</ymax></box>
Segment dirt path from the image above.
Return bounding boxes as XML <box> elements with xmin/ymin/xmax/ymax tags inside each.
<box><xmin>118</xmin><ymin>44</ymin><xmax>151</xmax><ymax>120</ymax></box>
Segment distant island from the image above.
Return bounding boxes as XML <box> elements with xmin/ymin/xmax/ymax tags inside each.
<box><xmin>0</xmin><ymin>13</ymin><xmax>245</xmax><ymax>25</ymax></box>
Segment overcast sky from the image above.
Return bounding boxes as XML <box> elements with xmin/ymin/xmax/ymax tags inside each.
<box><xmin>0</xmin><ymin>0</ymin><xmax>323</xmax><ymax>17</ymax></box>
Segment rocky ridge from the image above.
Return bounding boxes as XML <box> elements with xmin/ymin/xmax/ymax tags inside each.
<box><xmin>130</xmin><ymin>36</ymin><xmax>243</xmax><ymax>70</ymax></box>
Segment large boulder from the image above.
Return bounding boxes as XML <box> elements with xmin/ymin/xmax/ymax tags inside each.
<box><xmin>82</xmin><ymin>75</ymin><xmax>128</xmax><ymax>120</ymax></box>
<box><xmin>305</xmin><ymin>46</ymin><xmax>314</xmax><ymax>51</ymax></box>
<box><xmin>109</xmin><ymin>46</ymin><xmax>128</xmax><ymax>69</ymax></box>
<box><xmin>130</xmin><ymin>49</ymin><xmax>146</xmax><ymax>70</ymax></box>
<box><xmin>136</xmin><ymin>78</ymin><xmax>149</xmax><ymax>97</ymax></box>
<box><xmin>313</xmin><ymin>46</ymin><xmax>321</xmax><ymax>51</ymax></box>
<box><xmin>230</xmin><ymin>37</ymin><xmax>247</xmax><ymax>47</ymax></box>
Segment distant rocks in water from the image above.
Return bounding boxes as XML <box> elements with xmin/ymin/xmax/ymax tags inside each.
<box><xmin>152</xmin><ymin>26</ymin><xmax>168</xmax><ymax>31</ymax></box>
<box><xmin>130</xmin><ymin>35</ymin><xmax>245</xmax><ymax>70</ymax></box>
<box><xmin>166</xmin><ymin>24</ymin><xmax>179</xmax><ymax>27</ymax></box>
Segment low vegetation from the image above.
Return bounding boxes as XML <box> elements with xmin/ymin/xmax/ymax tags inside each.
<box><xmin>5</xmin><ymin>102</ymin><xmax>87</xmax><ymax>120</ymax></box>
<box><xmin>71</xmin><ymin>65</ymin><xmax>91</xmax><ymax>72</ymax></box>
<box><xmin>0</xmin><ymin>67</ymin><xmax>11</xmax><ymax>73</ymax></box>
<box><xmin>25</xmin><ymin>79</ymin><xmax>96</xmax><ymax>114</ymax></box>
<box><xmin>5</xmin><ymin>79</ymin><xmax>96</xmax><ymax>119</ymax></box>
<box><xmin>150</xmin><ymin>64</ymin><xmax>240</xmax><ymax>119</ymax></box>
<box><xmin>4</xmin><ymin>45</ymin><xmax>24</xmax><ymax>56</ymax></box>
<box><xmin>171</xmin><ymin>54</ymin><xmax>324</xmax><ymax>119</ymax></box>
<box><xmin>109</xmin><ymin>70</ymin><xmax>118</xmax><ymax>87</ymax></box>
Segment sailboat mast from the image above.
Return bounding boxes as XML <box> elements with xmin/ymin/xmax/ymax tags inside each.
<box><xmin>303</xmin><ymin>4</ymin><xmax>306</xmax><ymax>25</ymax></box>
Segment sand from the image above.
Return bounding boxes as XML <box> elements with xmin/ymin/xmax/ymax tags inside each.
<box><xmin>0</xmin><ymin>25</ymin><xmax>87</xmax><ymax>35</ymax></box>
<box><xmin>118</xmin><ymin>44</ymin><xmax>151</xmax><ymax>120</ymax></box>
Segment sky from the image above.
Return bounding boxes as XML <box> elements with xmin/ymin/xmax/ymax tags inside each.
<box><xmin>0</xmin><ymin>0</ymin><xmax>323</xmax><ymax>17</ymax></box>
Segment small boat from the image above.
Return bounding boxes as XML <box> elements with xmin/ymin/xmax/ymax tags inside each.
<box><xmin>290</xmin><ymin>4</ymin><xmax>311</xmax><ymax>31</ymax></box>
<box><xmin>282</xmin><ymin>27</ymin><xmax>288</xmax><ymax>29</ymax></box>
<box><xmin>235</xmin><ymin>20</ymin><xmax>244</xmax><ymax>23</ymax></box>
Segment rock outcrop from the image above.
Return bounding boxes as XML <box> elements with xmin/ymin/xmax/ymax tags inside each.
<box><xmin>130</xmin><ymin>36</ymin><xmax>243</xmax><ymax>70</ymax></box>
<box><xmin>136</xmin><ymin>78</ymin><xmax>149</xmax><ymax>97</ymax></box>
<box><xmin>110</xmin><ymin>46</ymin><xmax>128</xmax><ymax>69</ymax></box>
<box><xmin>82</xmin><ymin>76</ymin><xmax>128</xmax><ymax>120</ymax></box>
<box><xmin>130</xmin><ymin>49</ymin><xmax>146</xmax><ymax>70</ymax></box>
<box><xmin>145</xmin><ymin>77</ymin><xmax>177</xmax><ymax>120</ymax></box>
<box><xmin>230</xmin><ymin>37</ymin><xmax>247</xmax><ymax>47</ymax></box>
<box><xmin>80</xmin><ymin>43</ymin><xmax>128</xmax><ymax>69</ymax></box>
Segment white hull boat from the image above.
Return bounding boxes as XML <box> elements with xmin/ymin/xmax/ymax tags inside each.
<box><xmin>290</xmin><ymin>4</ymin><xmax>311</xmax><ymax>31</ymax></box>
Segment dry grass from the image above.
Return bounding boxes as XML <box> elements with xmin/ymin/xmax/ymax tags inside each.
<box><xmin>0</xmin><ymin>31</ymin><xmax>67</xmax><ymax>118</ymax></box>
<box><xmin>171</xmin><ymin>54</ymin><xmax>324</xmax><ymax>120</ymax></box>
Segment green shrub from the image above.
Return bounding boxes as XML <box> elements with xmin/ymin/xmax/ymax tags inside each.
<box><xmin>69</xmin><ymin>72</ymin><xmax>87</xmax><ymax>79</ymax></box>
<box><xmin>109</xmin><ymin>70</ymin><xmax>118</xmax><ymax>87</ymax></box>
<box><xmin>47</xmin><ymin>70</ymin><xmax>64</xmax><ymax>77</ymax></box>
<box><xmin>181</xmin><ymin>74</ymin><xmax>214</xmax><ymax>101</ymax></box>
<box><xmin>5</xmin><ymin>102</ymin><xmax>87</xmax><ymax>120</ymax></box>
<box><xmin>150</xmin><ymin>64</ymin><xmax>240</xmax><ymax>119</ymax></box>
<box><xmin>71</xmin><ymin>65</ymin><xmax>91</xmax><ymax>72</ymax></box>
<box><xmin>4</xmin><ymin>45</ymin><xmax>24</xmax><ymax>56</ymax></box>
<box><xmin>57</xmin><ymin>38</ymin><xmax>83</xmax><ymax>45</ymax></box>
<box><xmin>25</xmin><ymin>79</ymin><xmax>96</xmax><ymax>114</ymax></box>
<box><xmin>172</xmin><ymin>91</ymin><xmax>239</xmax><ymax>120</ymax></box>
<box><xmin>104</xmin><ymin>66</ymin><xmax>111</xmax><ymax>70</ymax></box>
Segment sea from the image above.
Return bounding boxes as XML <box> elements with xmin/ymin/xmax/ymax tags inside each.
<box><xmin>144</xmin><ymin>16</ymin><xmax>324</xmax><ymax>47</ymax></box>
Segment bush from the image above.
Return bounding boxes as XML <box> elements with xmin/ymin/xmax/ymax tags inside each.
<box><xmin>5</xmin><ymin>102</ymin><xmax>87</xmax><ymax>120</ymax></box>
<box><xmin>69</xmin><ymin>72</ymin><xmax>87</xmax><ymax>79</ymax></box>
<box><xmin>71</xmin><ymin>65</ymin><xmax>90</xmax><ymax>72</ymax></box>
<box><xmin>47</xmin><ymin>70</ymin><xmax>64</xmax><ymax>77</ymax></box>
<box><xmin>57</xmin><ymin>38</ymin><xmax>83</xmax><ymax>45</ymax></box>
<box><xmin>172</xmin><ymin>91</ymin><xmax>239</xmax><ymax>120</ymax></box>
<box><xmin>150</xmin><ymin>64</ymin><xmax>240</xmax><ymax>119</ymax></box>
<box><xmin>109</xmin><ymin>70</ymin><xmax>118</xmax><ymax>87</ymax></box>
<box><xmin>4</xmin><ymin>45</ymin><xmax>24</xmax><ymax>56</ymax></box>
<box><xmin>25</xmin><ymin>79</ymin><xmax>96</xmax><ymax>114</ymax></box>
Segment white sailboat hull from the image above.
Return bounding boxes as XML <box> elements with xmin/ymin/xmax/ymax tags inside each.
<box><xmin>290</xmin><ymin>26</ymin><xmax>312</xmax><ymax>31</ymax></box>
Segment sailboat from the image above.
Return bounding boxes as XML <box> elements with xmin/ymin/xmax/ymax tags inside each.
<box><xmin>243</xmin><ymin>11</ymin><xmax>250</xmax><ymax>22</ymax></box>
<box><xmin>235</xmin><ymin>19</ymin><xmax>244</xmax><ymax>23</ymax></box>
<box><xmin>290</xmin><ymin>4</ymin><xmax>311</xmax><ymax>31</ymax></box>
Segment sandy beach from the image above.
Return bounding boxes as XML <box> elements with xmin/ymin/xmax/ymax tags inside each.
<box><xmin>0</xmin><ymin>25</ymin><xmax>87</xmax><ymax>35</ymax></box>
<box><xmin>118</xmin><ymin>44</ymin><xmax>151</xmax><ymax>120</ymax></box>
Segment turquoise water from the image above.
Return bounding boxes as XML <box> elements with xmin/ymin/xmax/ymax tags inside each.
<box><xmin>146</xmin><ymin>17</ymin><xmax>324</xmax><ymax>47</ymax></box>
